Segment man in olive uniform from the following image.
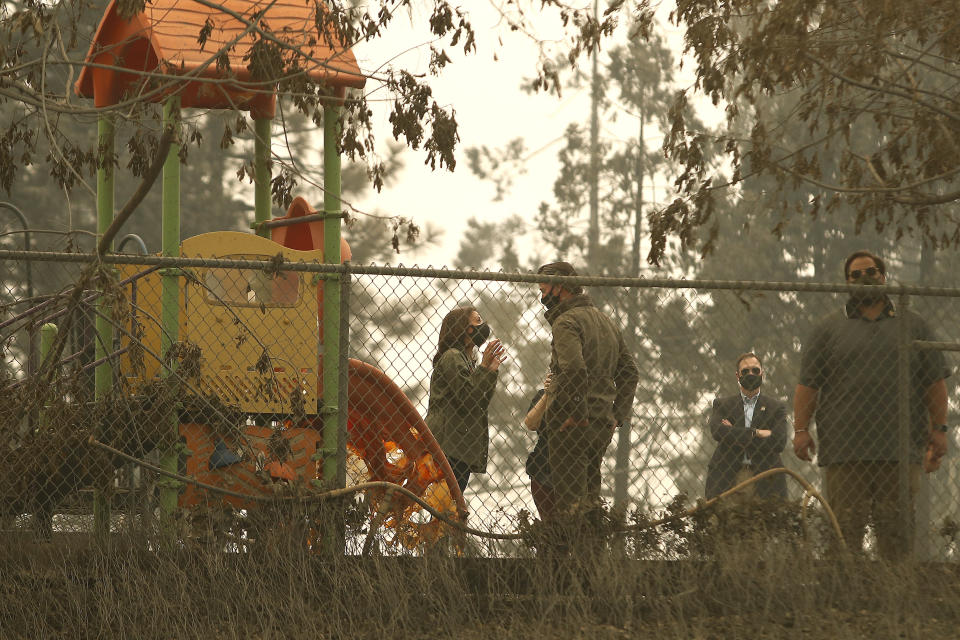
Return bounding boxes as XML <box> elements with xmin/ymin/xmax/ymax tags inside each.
<box><xmin>536</xmin><ymin>261</ymin><xmax>640</xmax><ymax>517</ymax></box>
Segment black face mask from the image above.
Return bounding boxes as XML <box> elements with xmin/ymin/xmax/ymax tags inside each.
<box><xmin>848</xmin><ymin>274</ymin><xmax>884</xmax><ymax>306</ymax></box>
<box><xmin>540</xmin><ymin>289</ymin><xmax>560</xmax><ymax>310</ymax></box>
<box><xmin>739</xmin><ymin>374</ymin><xmax>762</xmax><ymax>391</ymax></box>
<box><xmin>469</xmin><ymin>322</ymin><xmax>491</xmax><ymax>347</ymax></box>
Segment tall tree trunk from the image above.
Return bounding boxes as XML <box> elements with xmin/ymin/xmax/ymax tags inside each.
<box><xmin>587</xmin><ymin>0</ymin><xmax>600</xmax><ymax>271</ymax></box>
<box><xmin>920</xmin><ymin>239</ymin><xmax>934</xmax><ymax>285</ymax></box>
<box><xmin>615</xmin><ymin>97</ymin><xmax>644</xmax><ymax>511</ymax></box>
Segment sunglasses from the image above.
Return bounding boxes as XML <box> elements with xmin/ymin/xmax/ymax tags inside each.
<box><xmin>848</xmin><ymin>267</ymin><xmax>880</xmax><ymax>279</ymax></box>
<box><xmin>739</xmin><ymin>367</ymin><xmax>761</xmax><ymax>376</ymax></box>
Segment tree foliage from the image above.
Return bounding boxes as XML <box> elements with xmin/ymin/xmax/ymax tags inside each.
<box><xmin>654</xmin><ymin>0</ymin><xmax>960</xmax><ymax>263</ymax></box>
<box><xmin>533</xmin><ymin>34</ymin><xmax>700</xmax><ymax>276</ymax></box>
<box><xmin>0</xmin><ymin>0</ymin><xmax>480</xmax><ymax>225</ymax></box>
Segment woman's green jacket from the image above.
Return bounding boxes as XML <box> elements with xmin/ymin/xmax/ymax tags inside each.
<box><xmin>426</xmin><ymin>347</ymin><xmax>499</xmax><ymax>473</ymax></box>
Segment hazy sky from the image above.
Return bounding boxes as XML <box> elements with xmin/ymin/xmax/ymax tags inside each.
<box><xmin>347</xmin><ymin>3</ymin><xmax>683</xmax><ymax>268</ymax></box>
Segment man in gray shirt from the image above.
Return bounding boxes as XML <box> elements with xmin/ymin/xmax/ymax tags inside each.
<box><xmin>793</xmin><ymin>250</ymin><xmax>949</xmax><ymax>559</ymax></box>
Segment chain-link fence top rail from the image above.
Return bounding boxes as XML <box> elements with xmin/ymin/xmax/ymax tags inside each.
<box><xmin>1</xmin><ymin>250</ymin><xmax>958</xmax><ymax>558</ymax></box>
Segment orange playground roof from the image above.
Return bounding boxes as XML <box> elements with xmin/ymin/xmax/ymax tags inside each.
<box><xmin>75</xmin><ymin>0</ymin><xmax>365</xmax><ymax>115</ymax></box>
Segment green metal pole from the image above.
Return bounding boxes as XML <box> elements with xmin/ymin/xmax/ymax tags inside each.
<box><xmin>158</xmin><ymin>97</ymin><xmax>182</xmax><ymax>530</ymax></box>
<box><xmin>39</xmin><ymin>323</ymin><xmax>58</xmax><ymax>437</ymax></box>
<box><xmin>40</xmin><ymin>323</ymin><xmax>58</xmax><ymax>367</ymax></box>
<box><xmin>254</xmin><ymin>117</ymin><xmax>272</xmax><ymax>237</ymax></box>
<box><xmin>320</xmin><ymin>98</ymin><xmax>347</xmax><ymax>555</ymax></box>
<box><xmin>322</xmin><ymin>100</ymin><xmax>343</xmax><ymax>491</ymax></box>
<box><xmin>94</xmin><ymin>115</ymin><xmax>115</xmax><ymax>538</ymax></box>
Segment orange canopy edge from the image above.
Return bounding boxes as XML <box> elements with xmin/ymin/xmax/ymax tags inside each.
<box><xmin>74</xmin><ymin>0</ymin><xmax>366</xmax><ymax>117</ymax></box>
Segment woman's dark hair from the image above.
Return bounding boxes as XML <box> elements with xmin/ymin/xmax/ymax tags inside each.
<box><xmin>433</xmin><ymin>305</ymin><xmax>477</xmax><ymax>365</ymax></box>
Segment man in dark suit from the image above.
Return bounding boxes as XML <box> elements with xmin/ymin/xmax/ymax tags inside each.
<box><xmin>705</xmin><ymin>352</ymin><xmax>788</xmax><ymax>500</ymax></box>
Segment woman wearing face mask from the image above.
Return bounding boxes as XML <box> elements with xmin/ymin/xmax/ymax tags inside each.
<box><xmin>427</xmin><ymin>306</ymin><xmax>507</xmax><ymax>494</ymax></box>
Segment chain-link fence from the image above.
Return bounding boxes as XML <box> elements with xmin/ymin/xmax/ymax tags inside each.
<box><xmin>2</xmin><ymin>248</ymin><xmax>959</xmax><ymax>559</ymax></box>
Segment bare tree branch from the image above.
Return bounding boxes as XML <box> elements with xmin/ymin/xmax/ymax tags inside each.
<box><xmin>97</xmin><ymin>126</ymin><xmax>176</xmax><ymax>256</ymax></box>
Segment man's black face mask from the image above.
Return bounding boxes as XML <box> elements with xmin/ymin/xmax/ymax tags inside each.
<box><xmin>739</xmin><ymin>373</ymin><xmax>762</xmax><ymax>391</ymax></box>
<box><xmin>540</xmin><ymin>289</ymin><xmax>560</xmax><ymax>310</ymax></box>
<box><xmin>848</xmin><ymin>272</ymin><xmax>884</xmax><ymax>306</ymax></box>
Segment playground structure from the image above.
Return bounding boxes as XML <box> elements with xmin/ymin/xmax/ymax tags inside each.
<box><xmin>2</xmin><ymin>0</ymin><xmax>466</xmax><ymax>548</ymax></box>
<box><xmin>111</xmin><ymin>225</ymin><xmax>466</xmax><ymax>548</ymax></box>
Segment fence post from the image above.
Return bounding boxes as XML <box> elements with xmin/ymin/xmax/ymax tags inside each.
<box><xmin>157</xmin><ymin>96</ymin><xmax>182</xmax><ymax>536</ymax></box>
<box><xmin>322</xmin><ymin>98</ymin><xmax>342</xmax><ymax>492</ymax></box>
<box><xmin>322</xmin><ymin>93</ymin><xmax>345</xmax><ymax>553</ymax></box>
<box><xmin>897</xmin><ymin>292</ymin><xmax>913</xmax><ymax>559</ymax></box>
<box><xmin>338</xmin><ymin>261</ymin><xmax>351</xmax><ymax>490</ymax></box>
<box><xmin>94</xmin><ymin>115</ymin><xmax>115</xmax><ymax>539</ymax></box>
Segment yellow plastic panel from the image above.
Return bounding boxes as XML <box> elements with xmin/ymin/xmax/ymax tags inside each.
<box><xmin>181</xmin><ymin>232</ymin><xmax>323</xmax><ymax>416</ymax></box>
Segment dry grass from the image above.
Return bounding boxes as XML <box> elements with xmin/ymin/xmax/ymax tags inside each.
<box><xmin>1</xmin><ymin>503</ymin><xmax>959</xmax><ymax>640</ymax></box>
